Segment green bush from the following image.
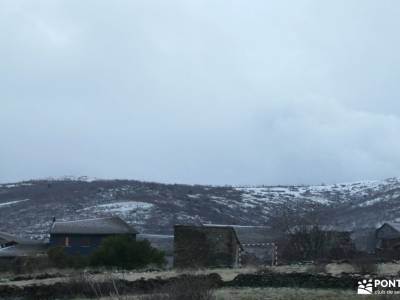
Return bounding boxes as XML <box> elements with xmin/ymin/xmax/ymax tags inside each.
<box><xmin>90</xmin><ymin>235</ymin><xmax>165</xmax><ymax>269</ymax></box>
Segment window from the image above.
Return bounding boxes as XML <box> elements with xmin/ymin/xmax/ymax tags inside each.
<box><xmin>80</xmin><ymin>237</ymin><xmax>91</xmax><ymax>247</ymax></box>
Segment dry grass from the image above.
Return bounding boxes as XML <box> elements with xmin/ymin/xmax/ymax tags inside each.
<box><xmin>4</xmin><ymin>262</ymin><xmax>400</xmax><ymax>287</ymax></box>
<box><xmin>0</xmin><ymin>267</ymin><xmax>259</xmax><ymax>287</ymax></box>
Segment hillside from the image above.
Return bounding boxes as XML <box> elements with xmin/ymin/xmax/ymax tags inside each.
<box><xmin>1</xmin><ymin>177</ymin><xmax>400</xmax><ymax>239</ymax></box>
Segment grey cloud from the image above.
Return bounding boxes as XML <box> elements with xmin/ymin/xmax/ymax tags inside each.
<box><xmin>1</xmin><ymin>0</ymin><xmax>400</xmax><ymax>185</ymax></box>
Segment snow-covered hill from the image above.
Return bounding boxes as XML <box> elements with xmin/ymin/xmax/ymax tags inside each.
<box><xmin>1</xmin><ymin>177</ymin><xmax>400</xmax><ymax>238</ymax></box>
<box><xmin>237</xmin><ymin>177</ymin><xmax>400</xmax><ymax>206</ymax></box>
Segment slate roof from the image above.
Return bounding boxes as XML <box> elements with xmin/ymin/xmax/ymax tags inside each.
<box><xmin>0</xmin><ymin>232</ymin><xmax>39</xmax><ymax>244</ymax></box>
<box><xmin>203</xmin><ymin>224</ymin><xmax>279</xmax><ymax>245</ymax></box>
<box><xmin>0</xmin><ymin>232</ymin><xmax>21</xmax><ymax>243</ymax></box>
<box><xmin>50</xmin><ymin>216</ymin><xmax>138</xmax><ymax>235</ymax></box>
<box><xmin>385</xmin><ymin>222</ymin><xmax>400</xmax><ymax>232</ymax></box>
<box><xmin>0</xmin><ymin>243</ymin><xmax>48</xmax><ymax>258</ymax></box>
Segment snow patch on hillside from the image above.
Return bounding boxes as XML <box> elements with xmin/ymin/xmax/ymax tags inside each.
<box><xmin>0</xmin><ymin>183</ymin><xmax>33</xmax><ymax>188</ymax></box>
<box><xmin>0</xmin><ymin>199</ymin><xmax>30</xmax><ymax>208</ymax></box>
<box><xmin>236</xmin><ymin>177</ymin><xmax>400</xmax><ymax>208</ymax></box>
<box><xmin>81</xmin><ymin>201</ymin><xmax>153</xmax><ymax>213</ymax></box>
<box><xmin>188</xmin><ymin>194</ymin><xmax>202</xmax><ymax>199</ymax></box>
<box><xmin>97</xmin><ymin>201</ymin><xmax>153</xmax><ymax>212</ymax></box>
<box><xmin>44</xmin><ymin>176</ymin><xmax>100</xmax><ymax>182</ymax></box>
<box><xmin>78</xmin><ymin>201</ymin><xmax>154</xmax><ymax>225</ymax></box>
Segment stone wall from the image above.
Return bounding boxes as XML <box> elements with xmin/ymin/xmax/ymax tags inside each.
<box><xmin>174</xmin><ymin>225</ymin><xmax>239</xmax><ymax>268</ymax></box>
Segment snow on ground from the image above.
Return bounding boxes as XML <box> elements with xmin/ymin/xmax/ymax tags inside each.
<box><xmin>81</xmin><ymin>201</ymin><xmax>153</xmax><ymax>213</ymax></box>
<box><xmin>210</xmin><ymin>196</ymin><xmax>227</xmax><ymax>200</ymax></box>
<box><xmin>235</xmin><ymin>177</ymin><xmax>400</xmax><ymax>209</ymax></box>
<box><xmin>78</xmin><ymin>201</ymin><xmax>154</xmax><ymax>224</ymax></box>
<box><xmin>0</xmin><ymin>182</ymin><xmax>33</xmax><ymax>188</ymax></box>
<box><xmin>44</xmin><ymin>176</ymin><xmax>100</xmax><ymax>182</ymax></box>
<box><xmin>95</xmin><ymin>201</ymin><xmax>154</xmax><ymax>212</ymax></box>
<box><xmin>0</xmin><ymin>199</ymin><xmax>30</xmax><ymax>208</ymax></box>
<box><xmin>187</xmin><ymin>194</ymin><xmax>202</xmax><ymax>199</ymax></box>
<box><xmin>236</xmin><ymin>186</ymin><xmax>331</xmax><ymax>205</ymax></box>
<box><xmin>359</xmin><ymin>197</ymin><xmax>385</xmax><ymax>207</ymax></box>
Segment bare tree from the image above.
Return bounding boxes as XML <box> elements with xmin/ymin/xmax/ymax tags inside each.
<box><xmin>267</xmin><ymin>201</ymin><xmax>354</xmax><ymax>262</ymax></box>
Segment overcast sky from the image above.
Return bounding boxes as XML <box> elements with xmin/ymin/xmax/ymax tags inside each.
<box><xmin>1</xmin><ymin>1</ymin><xmax>400</xmax><ymax>185</ymax></box>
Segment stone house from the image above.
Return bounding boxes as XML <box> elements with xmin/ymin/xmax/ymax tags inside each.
<box><xmin>174</xmin><ymin>224</ymin><xmax>243</xmax><ymax>268</ymax></box>
<box><xmin>376</xmin><ymin>222</ymin><xmax>400</xmax><ymax>258</ymax></box>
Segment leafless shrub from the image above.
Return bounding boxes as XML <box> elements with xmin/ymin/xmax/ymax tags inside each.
<box><xmin>66</xmin><ymin>272</ymin><xmax>101</xmax><ymax>298</ymax></box>
<box><xmin>67</xmin><ymin>272</ymin><xmax>128</xmax><ymax>299</ymax></box>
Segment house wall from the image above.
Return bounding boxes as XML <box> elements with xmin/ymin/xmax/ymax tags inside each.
<box><xmin>174</xmin><ymin>226</ymin><xmax>239</xmax><ymax>268</ymax></box>
<box><xmin>324</xmin><ymin>231</ymin><xmax>354</xmax><ymax>250</ymax></box>
<box><xmin>380</xmin><ymin>238</ymin><xmax>400</xmax><ymax>249</ymax></box>
<box><xmin>374</xmin><ymin>224</ymin><xmax>400</xmax><ymax>259</ymax></box>
<box><xmin>351</xmin><ymin>228</ymin><xmax>376</xmax><ymax>254</ymax></box>
<box><xmin>49</xmin><ymin>233</ymin><xmax>136</xmax><ymax>255</ymax></box>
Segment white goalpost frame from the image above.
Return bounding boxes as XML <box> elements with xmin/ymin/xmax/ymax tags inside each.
<box><xmin>239</xmin><ymin>242</ymin><xmax>278</xmax><ymax>266</ymax></box>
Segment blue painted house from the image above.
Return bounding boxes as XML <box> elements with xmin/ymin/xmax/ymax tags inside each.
<box><xmin>49</xmin><ymin>216</ymin><xmax>138</xmax><ymax>255</ymax></box>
